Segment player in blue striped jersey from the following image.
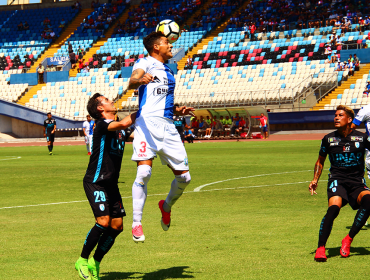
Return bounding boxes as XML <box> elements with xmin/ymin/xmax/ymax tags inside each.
<box><xmin>128</xmin><ymin>31</ymin><xmax>194</xmax><ymax>242</ymax></box>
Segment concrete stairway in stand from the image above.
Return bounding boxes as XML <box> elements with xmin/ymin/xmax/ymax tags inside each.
<box><xmin>69</xmin><ymin>5</ymin><xmax>138</xmax><ymax>77</ymax></box>
<box><xmin>28</xmin><ymin>9</ymin><xmax>93</xmax><ymax>73</ymax></box>
<box><xmin>312</xmin><ymin>64</ymin><xmax>370</xmax><ymax>110</ymax></box>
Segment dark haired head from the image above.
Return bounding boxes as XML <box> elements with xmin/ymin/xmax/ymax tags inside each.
<box><xmin>174</xmin><ymin>103</ymin><xmax>180</xmax><ymax>107</ymax></box>
<box><xmin>87</xmin><ymin>93</ymin><xmax>103</xmax><ymax>119</ymax></box>
<box><xmin>143</xmin><ymin>31</ymin><xmax>165</xmax><ymax>54</ymax></box>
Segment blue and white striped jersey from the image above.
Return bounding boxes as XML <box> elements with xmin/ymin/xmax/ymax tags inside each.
<box><xmin>354</xmin><ymin>104</ymin><xmax>370</xmax><ymax>135</ymax></box>
<box><xmin>133</xmin><ymin>56</ymin><xmax>175</xmax><ymax>120</ymax></box>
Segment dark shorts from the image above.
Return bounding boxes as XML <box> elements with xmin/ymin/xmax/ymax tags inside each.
<box><xmin>262</xmin><ymin>126</ymin><xmax>268</xmax><ymax>132</ymax></box>
<box><xmin>46</xmin><ymin>133</ymin><xmax>55</xmax><ymax>143</ymax></box>
<box><xmin>83</xmin><ymin>180</ymin><xmax>126</xmax><ymax>218</ymax></box>
<box><xmin>327</xmin><ymin>176</ymin><xmax>370</xmax><ymax>209</ymax></box>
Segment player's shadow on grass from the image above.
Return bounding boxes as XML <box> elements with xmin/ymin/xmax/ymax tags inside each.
<box><xmin>101</xmin><ymin>266</ymin><xmax>194</xmax><ymax>280</ymax></box>
<box><xmin>326</xmin><ymin>246</ymin><xmax>370</xmax><ymax>259</ymax></box>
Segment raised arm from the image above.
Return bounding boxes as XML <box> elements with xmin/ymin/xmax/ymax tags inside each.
<box><xmin>308</xmin><ymin>155</ymin><xmax>326</xmax><ymax>195</ymax></box>
<box><xmin>108</xmin><ymin>112</ymin><xmax>137</xmax><ymax>131</ymax></box>
<box><xmin>174</xmin><ymin>105</ymin><xmax>195</xmax><ymax>116</ymax></box>
<box><xmin>128</xmin><ymin>68</ymin><xmax>154</xmax><ymax>89</ymax></box>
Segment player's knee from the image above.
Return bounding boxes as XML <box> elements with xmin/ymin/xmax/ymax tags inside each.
<box><xmin>175</xmin><ymin>171</ymin><xmax>191</xmax><ymax>187</ymax></box>
<box><xmin>96</xmin><ymin>216</ymin><xmax>110</xmax><ymax>228</ymax></box>
<box><xmin>360</xmin><ymin>194</ymin><xmax>370</xmax><ymax>209</ymax></box>
<box><xmin>326</xmin><ymin>205</ymin><xmax>340</xmax><ymax>219</ymax></box>
<box><xmin>135</xmin><ymin>165</ymin><xmax>152</xmax><ymax>184</ymax></box>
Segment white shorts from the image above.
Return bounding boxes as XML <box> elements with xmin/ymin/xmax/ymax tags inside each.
<box><xmin>132</xmin><ymin>116</ymin><xmax>189</xmax><ymax>171</ymax></box>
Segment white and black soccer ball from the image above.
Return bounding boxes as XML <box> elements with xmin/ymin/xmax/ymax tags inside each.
<box><xmin>156</xmin><ymin>20</ymin><xmax>180</xmax><ymax>44</ymax></box>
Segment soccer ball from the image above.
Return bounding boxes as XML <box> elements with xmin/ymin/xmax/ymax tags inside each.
<box><xmin>156</xmin><ymin>20</ymin><xmax>180</xmax><ymax>44</ymax></box>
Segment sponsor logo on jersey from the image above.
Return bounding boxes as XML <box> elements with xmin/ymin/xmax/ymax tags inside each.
<box><xmin>355</xmin><ymin>142</ymin><xmax>360</xmax><ymax>148</ymax></box>
<box><xmin>343</xmin><ymin>144</ymin><xmax>351</xmax><ymax>152</ymax></box>
<box><xmin>332</xmin><ymin>187</ymin><xmax>337</xmax><ymax>192</ymax></box>
<box><xmin>134</xmin><ymin>182</ymin><xmax>145</xmax><ymax>188</ymax></box>
<box><xmin>138</xmin><ymin>153</ymin><xmax>147</xmax><ymax>157</ymax></box>
<box><xmin>152</xmin><ymin>76</ymin><xmax>161</xmax><ymax>83</ymax></box>
<box><xmin>351</xmin><ymin>136</ymin><xmax>363</xmax><ymax>142</ymax></box>
<box><xmin>329</xmin><ymin>137</ymin><xmax>341</xmax><ymax>143</ymax></box>
<box><xmin>99</xmin><ymin>204</ymin><xmax>105</xmax><ymax>211</ymax></box>
<box><xmin>330</xmin><ymin>143</ymin><xmax>339</xmax><ymax>146</ymax></box>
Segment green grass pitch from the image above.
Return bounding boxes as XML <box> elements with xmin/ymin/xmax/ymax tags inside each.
<box><xmin>1</xmin><ymin>140</ymin><xmax>370</xmax><ymax>279</ymax></box>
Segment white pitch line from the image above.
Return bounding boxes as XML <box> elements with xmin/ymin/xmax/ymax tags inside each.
<box><xmin>0</xmin><ymin>156</ymin><xmax>21</xmax><ymax>161</ymax></box>
<box><xmin>193</xmin><ymin>170</ymin><xmax>314</xmax><ymax>192</ymax></box>
<box><xmin>0</xmin><ymin>179</ymin><xmax>317</xmax><ymax>211</ymax></box>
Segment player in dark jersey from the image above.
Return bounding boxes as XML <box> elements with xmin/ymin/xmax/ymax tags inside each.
<box><xmin>43</xmin><ymin>112</ymin><xmax>56</xmax><ymax>155</ymax></box>
<box><xmin>309</xmin><ymin>105</ymin><xmax>370</xmax><ymax>262</ymax></box>
<box><xmin>75</xmin><ymin>93</ymin><xmax>136</xmax><ymax>280</ymax></box>
<box><xmin>173</xmin><ymin>104</ymin><xmax>188</xmax><ymax>143</ymax></box>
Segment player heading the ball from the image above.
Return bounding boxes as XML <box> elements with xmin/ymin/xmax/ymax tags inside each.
<box><xmin>128</xmin><ymin>31</ymin><xmax>194</xmax><ymax>243</ymax></box>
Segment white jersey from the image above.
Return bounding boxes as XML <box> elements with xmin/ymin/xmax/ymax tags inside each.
<box><xmin>83</xmin><ymin>121</ymin><xmax>91</xmax><ymax>135</ymax></box>
<box><xmin>354</xmin><ymin>104</ymin><xmax>370</xmax><ymax>135</ymax></box>
<box><xmin>133</xmin><ymin>56</ymin><xmax>175</xmax><ymax>120</ymax></box>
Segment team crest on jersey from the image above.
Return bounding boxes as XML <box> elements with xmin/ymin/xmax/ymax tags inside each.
<box><xmin>328</xmin><ymin>137</ymin><xmax>341</xmax><ymax>143</ymax></box>
<box><xmin>351</xmin><ymin>136</ymin><xmax>363</xmax><ymax>142</ymax></box>
<box><xmin>332</xmin><ymin>187</ymin><xmax>337</xmax><ymax>192</ymax></box>
<box><xmin>184</xmin><ymin>157</ymin><xmax>188</xmax><ymax>166</ymax></box>
<box><xmin>355</xmin><ymin>142</ymin><xmax>360</xmax><ymax>148</ymax></box>
<box><xmin>99</xmin><ymin>204</ymin><xmax>105</xmax><ymax>211</ymax></box>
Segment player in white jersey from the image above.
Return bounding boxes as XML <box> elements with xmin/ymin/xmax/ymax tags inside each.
<box><xmin>82</xmin><ymin>115</ymin><xmax>94</xmax><ymax>155</ymax></box>
<box><xmin>352</xmin><ymin>103</ymin><xmax>370</xmax><ymax>178</ymax></box>
<box><xmin>128</xmin><ymin>31</ymin><xmax>194</xmax><ymax>242</ymax></box>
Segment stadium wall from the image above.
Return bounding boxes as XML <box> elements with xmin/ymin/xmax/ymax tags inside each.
<box><xmin>0</xmin><ymin>99</ymin><xmax>83</xmax><ymax>137</ymax></box>
<box><xmin>268</xmin><ymin>109</ymin><xmax>361</xmax><ymax>131</ymax></box>
<box><xmin>341</xmin><ymin>49</ymin><xmax>370</xmax><ymax>64</ymax></box>
<box><xmin>10</xmin><ymin>73</ymin><xmax>38</xmax><ymax>85</ymax></box>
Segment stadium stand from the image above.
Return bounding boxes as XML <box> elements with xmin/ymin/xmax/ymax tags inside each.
<box><xmin>0</xmin><ymin>69</ymin><xmax>28</xmax><ymax>102</ymax></box>
<box><xmin>0</xmin><ymin>7</ymin><xmax>79</xmax><ymax>71</ymax></box>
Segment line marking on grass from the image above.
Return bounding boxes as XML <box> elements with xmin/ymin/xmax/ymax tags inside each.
<box><xmin>0</xmin><ymin>156</ymin><xmax>21</xmax><ymax>161</ymax></box>
<box><xmin>0</xmin><ymin>179</ymin><xmax>322</xmax><ymax>210</ymax></box>
<box><xmin>193</xmin><ymin>170</ymin><xmax>314</xmax><ymax>192</ymax></box>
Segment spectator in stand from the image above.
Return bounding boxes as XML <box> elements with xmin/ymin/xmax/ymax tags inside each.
<box><xmin>259</xmin><ymin>113</ymin><xmax>268</xmax><ymax>139</ymax></box>
<box><xmin>250</xmin><ymin>22</ymin><xmax>256</xmax><ymax>41</ymax></box>
<box><xmin>23</xmin><ymin>21</ymin><xmax>29</xmax><ymax>30</ymax></box>
<box><xmin>59</xmin><ymin>18</ymin><xmax>66</xmax><ymax>28</ymax></box>
<box><xmin>363</xmin><ymin>81</ymin><xmax>370</xmax><ymax>96</ymax></box>
<box><xmin>38</xmin><ymin>64</ymin><xmax>44</xmax><ymax>83</ymax></box>
<box><xmin>91</xmin><ymin>0</ymin><xmax>96</xmax><ymax>9</ymax></box>
<box><xmin>348</xmin><ymin>60</ymin><xmax>355</xmax><ymax>76</ymax></box>
<box><xmin>184</xmin><ymin>129</ymin><xmax>195</xmax><ymax>143</ymax></box>
<box><xmin>78</xmin><ymin>59</ymin><xmax>84</xmax><ymax>73</ymax></box>
<box><xmin>68</xmin><ymin>42</ymin><xmax>73</xmax><ymax>54</ymax></box>
<box><xmin>69</xmin><ymin>51</ymin><xmax>77</xmax><ymax>68</ymax></box>
<box><xmin>83</xmin><ymin>63</ymin><xmax>90</xmax><ymax>73</ymax></box>
<box><xmin>50</xmin><ymin>31</ymin><xmax>56</xmax><ymax>40</ymax></box>
<box><xmin>78</xmin><ymin>46</ymin><xmax>84</xmax><ymax>60</ymax></box>
<box><xmin>187</xmin><ymin>56</ymin><xmax>192</xmax><ymax>66</ymax></box>
<box><xmin>17</xmin><ymin>22</ymin><xmax>24</xmax><ymax>31</ymax></box>
<box><xmin>354</xmin><ymin>54</ymin><xmax>360</xmax><ymax>71</ymax></box>
<box><xmin>335</xmin><ymin>61</ymin><xmax>343</xmax><ymax>71</ymax></box>
<box><xmin>348</xmin><ymin>54</ymin><xmax>354</xmax><ymax>63</ymax></box>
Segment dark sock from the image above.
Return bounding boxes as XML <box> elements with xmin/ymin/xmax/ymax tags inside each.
<box><xmin>81</xmin><ymin>223</ymin><xmax>107</xmax><ymax>259</ymax></box>
<box><xmin>349</xmin><ymin>194</ymin><xmax>370</xmax><ymax>239</ymax></box>
<box><xmin>318</xmin><ymin>205</ymin><xmax>340</xmax><ymax>247</ymax></box>
<box><xmin>48</xmin><ymin>145</ymin><xmax>51</xmax><ymax>152</ymax></box>
<box><xmin>93</xmin><ymin>227</ymin><xmax>122</xmax><ymax>262</ymax></box>
<box><xmin>50</xmin><ymin>144</ymin><xmax>53</xmax><ymax>152</ymax></box>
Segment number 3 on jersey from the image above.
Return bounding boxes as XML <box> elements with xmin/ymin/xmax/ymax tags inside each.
<box><xmin>140</xmin><ymin>141</ymin><xmax>147</xmax><ymax>153</ymax></box>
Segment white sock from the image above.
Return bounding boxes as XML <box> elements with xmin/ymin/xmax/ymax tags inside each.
<box><xmin>132</xmin><ymin>165</ymin><xmax>152</xmax><ymax>227</ymax></box>
<box><xmin>164</xmin><ymin>172</ymin><xmax>191</xmax><ymax>212</ymax></box>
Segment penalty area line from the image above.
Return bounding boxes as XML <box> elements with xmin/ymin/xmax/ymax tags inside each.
<box><xmin>0</xmin><ymin>180</ymin><xmax>318</xmax><ymax>210</ymax></box>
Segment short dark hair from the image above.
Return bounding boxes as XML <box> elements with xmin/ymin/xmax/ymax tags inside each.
<box><xmin>47</xmin><ymin>112</ymin><xmax>51</xmax><ymax>115</ymax></box>
<box><xmin>174</xmin><ymin>103</ymin><xmax>180</xmax><ymax>107</ymax></box>
<box><xmin>87</xmin><ymin>93</ymin><xmax>103</xmax><ymax>119</ymax></box>
<box><xmin>143</xmin><ymin>31</ymin><xmax>165</xmax><ymax>54</ymax></box>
